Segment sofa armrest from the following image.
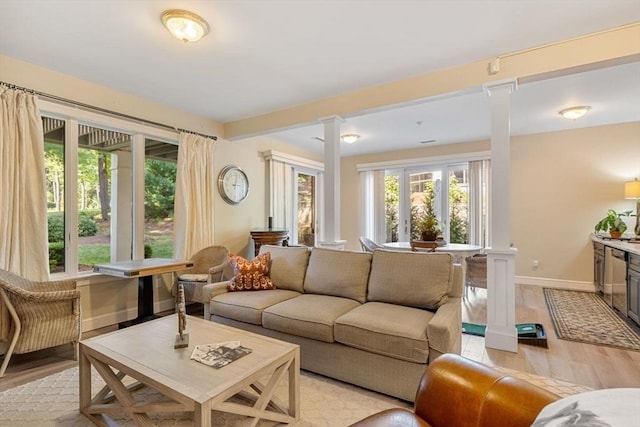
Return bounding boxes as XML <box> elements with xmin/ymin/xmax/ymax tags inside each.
<box><xmin>414</xmin><ymin>354</ymin><xmax>558</xmax><ymax>427</ymax></box>
<box><xmin>426</xmin><ymin>296</ymin><xmax>461</xmax><ymax>359</ymax></box>
<box><xmin>450</xmin><ymin>263</ymin><xmax>463</xmax><ymax>299</ymax></box>
<box><xmin>202</xmin><ymin>281</ymin><xmax>230</xmax><ymax>319</ymax></box>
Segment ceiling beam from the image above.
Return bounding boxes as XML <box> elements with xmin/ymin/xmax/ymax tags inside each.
<box><xmin>223</xmin><ymin>23</ymin><xmax>640</xmax><ymax>141</ymax></box>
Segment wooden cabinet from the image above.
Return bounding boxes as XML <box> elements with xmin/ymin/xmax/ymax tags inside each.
<box><xmin>628</xmin><ymin>253</ymin><xmax>640</xmax><ymax>324</ymax></box>
<box><xmin>250</xmin><ymin>229</ymin><xmax>289</xmax><ymax>256</ymax></box>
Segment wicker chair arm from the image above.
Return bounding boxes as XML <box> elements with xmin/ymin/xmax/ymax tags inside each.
<box><xmin>208</xmin><ymin>261</ymin><xmax>226</xmax><ymax>275</ymax></box>
<box><xmin>3</xmin><ymin>285</ymin><xmax>81</xmax><ymax>303</ymax></box>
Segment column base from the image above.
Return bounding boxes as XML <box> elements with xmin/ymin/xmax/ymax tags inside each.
<box><xmin>485</xmin><ymin>326</ymin><xmax>518</xmax><ymax>353</ymax></box>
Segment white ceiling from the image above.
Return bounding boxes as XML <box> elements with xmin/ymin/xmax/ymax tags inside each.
<box><xmin>1</xmin><ymin>0</ymin><xmax>639</xmax><ymax>156</ymax></box>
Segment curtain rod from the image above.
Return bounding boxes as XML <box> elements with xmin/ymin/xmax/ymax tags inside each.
<box><xmin>0</xmin><ymin>81</ymin><xmax>218</xmax><ymax>141</ymax></box>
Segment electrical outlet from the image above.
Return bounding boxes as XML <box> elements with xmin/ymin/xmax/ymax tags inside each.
<box><xmin>532</xmin><ymin>260</ymin><xmax>539</xmax><ymax>269</ymax></box>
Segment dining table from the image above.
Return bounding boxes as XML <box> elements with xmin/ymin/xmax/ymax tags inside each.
<box><xmin>382</xmin><ymin>242</ymin><xmax>483</xmax><ymax>285</ymax></box>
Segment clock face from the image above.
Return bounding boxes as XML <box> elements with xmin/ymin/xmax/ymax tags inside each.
<box><xmin>218</xmin><ymin>165</ymin><xmax>249</xmax><ymax>205</ymax></box>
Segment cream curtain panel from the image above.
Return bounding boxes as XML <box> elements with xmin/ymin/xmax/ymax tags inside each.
<box><xmin>0</xmin><ymin>87</ymin><xmax>49</xmax><ymax>344</ymax></box>
<box><xmin>173</xmin><ymin>133</ymin><xmax>217</xmax><ymax>260</ymax></box>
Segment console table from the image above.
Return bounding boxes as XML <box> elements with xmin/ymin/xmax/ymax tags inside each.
<box><xmin>250</xmin><ymin>229</ymin><xmax>289</xmax><ymax>256</ymax></box>
<box><xmin>93</xmin><ymin>258</ymin><xmax>193</xmax><ymax>328</ymax></box>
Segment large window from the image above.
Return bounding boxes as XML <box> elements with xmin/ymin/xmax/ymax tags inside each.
<box><xmin>144</xmin><ymin>139</ymin><xmax>177</xmax><ymax>258</ymax></box>
<box><xmin>42</xmin><ymin>104</ymin><xmax>178</xmax><ymax>277</ymax></box>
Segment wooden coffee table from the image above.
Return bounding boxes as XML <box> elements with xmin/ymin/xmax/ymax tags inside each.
<box><xmin>79</xmin><ymin>314</ymin><xmax>300</xmax><ymax>426</ymax></box>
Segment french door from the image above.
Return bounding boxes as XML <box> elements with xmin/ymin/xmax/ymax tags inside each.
<box><xmin>386</xmin><ymin>164</ymin><xmax>469</xmax><ymax>244</ymax></box>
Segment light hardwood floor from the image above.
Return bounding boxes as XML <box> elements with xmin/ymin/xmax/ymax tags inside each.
<box><xmin>2</xmin><ymin>284</ymin><xmax>640</xmax><ymax>393</ymax></box>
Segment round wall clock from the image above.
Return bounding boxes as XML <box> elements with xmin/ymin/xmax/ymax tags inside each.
<box><xmin>217</xmin><ymin>165</ymin><xmax>249</xmax><ymax>205</ymax></box>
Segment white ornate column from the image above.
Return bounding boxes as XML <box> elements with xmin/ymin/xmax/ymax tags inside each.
<box><xmin>318</xmin><ymin>115</ymin><xmax>346</xmax><ymax>250</ymax></box>
<box><xmin>483</xmin><ymin>79</ymin><xmax>518</xmax><ymax>352</ymax></box>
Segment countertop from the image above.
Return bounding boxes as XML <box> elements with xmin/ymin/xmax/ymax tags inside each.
<box><xmin>591</xmin><ymin>234</ymin><xmax>640</xmax><ymax>256</ymax></box>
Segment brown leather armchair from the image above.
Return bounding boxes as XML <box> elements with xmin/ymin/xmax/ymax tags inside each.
<box><xmin>350</xmin><ymin>353</ymin><xmax>559</xmax><ymax>427</ymax></box>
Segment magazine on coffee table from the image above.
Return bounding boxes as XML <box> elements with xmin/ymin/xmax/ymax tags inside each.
<box><xmin>190</xmin><ymin>341</ymin><xmax>252</xmax><ymax>368</ymax></box>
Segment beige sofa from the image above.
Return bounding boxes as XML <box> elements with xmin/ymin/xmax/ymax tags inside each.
<box><xmin>202</xmin><ymin>245</ymin><xmax>462</xmax><ymax>402</ymax></box>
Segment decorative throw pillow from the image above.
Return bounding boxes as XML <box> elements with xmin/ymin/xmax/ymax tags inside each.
<box><xmin>227</xmin><ymin>252</ymin><xmax>275</xmax><ymax>292</ymax></box>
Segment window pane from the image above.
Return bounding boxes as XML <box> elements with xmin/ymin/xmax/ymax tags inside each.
<box><xmin>384</xmin><ymin>174</ymin><xmax>400</xmax><ymax>242</ymax></box>
<box><xmin>297</xmin><ymin>173</ymin><xmax>315</xmax><ymax>246</ymax></box>
<box><xmin>144</xmin><ymin>139</ymin><xmax>177</xmax><ymax>258</ymax></box>
<box><xmin>449</xmin><ymin>167</ymin><xmax>469</xmax><ymax>243</ymax></box>
<box><xmin>43</xmin><ymin>117</ymin><xmax>65</xmax><ymax>273</ymax></box>
<box><xmin>409</xmin><ymin>170</ymin><xmax>441</xmax><ymax>240</ymax></box>
<box><xmin>77</xmin><ymin>124</ymin><xmax>130</xmax><ymax>270</ymax></box>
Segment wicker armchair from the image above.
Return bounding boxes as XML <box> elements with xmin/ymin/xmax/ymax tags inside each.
<box><xmin>0</xmin><ymin>268</ymin><xmax>81</xmax><ymax>377</ymax></box>
<box><xmin>172</xmin><ymin>245</ymin><xmax>229</xmax><ymax>305</ymax></box>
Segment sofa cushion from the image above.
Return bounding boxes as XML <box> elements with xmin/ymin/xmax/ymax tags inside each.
<box><xmin>210</xmin><ymin>289</ymin><xmax>300</xmax><ymax>325</ymax></box>
<box><xmin>334</xmin><ymin>302</ymin><xmax>433</xmax><ymax>363</ymax></box>
<box><xmin>258</xmin><ymin>245</ymin><xmax>310</xmax><ymax>293</ymax></box>
<box><xmin>227</xmin><ymin>252</ymin><xmax>275</xmax><ymax>292</ymax></box>
<box><xmin>303</xmin><ymin>248</ymin><xmax>372</xmax><ymax>303</ymax></box>
<box><xmin>367</xmin><ymin>250</ymin><xmax>453</xmax><ymax>309</ymax></box>
<box><xmin>263</xmin><ymin>294</ymin><xmax>361</xmax><ymax>342</ymax></box>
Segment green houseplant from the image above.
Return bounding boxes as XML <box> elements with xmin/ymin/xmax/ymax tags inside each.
<box><xmin>594</xmin><ymin>209</ymin><xmax>632</xmax><ymax>238</ymax></box>
<box><xmin>415</xmin><ymin>196</ymin><xmax>441</xmax><ymax>241</ymax></box>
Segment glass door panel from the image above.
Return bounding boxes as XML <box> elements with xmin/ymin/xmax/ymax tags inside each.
<box><xmin>384</xmin><ymin>173</ymin><xmax>400</xmax><ymax>242</ymax></box>
<box><xmin>448</xmin><ymin>166</ymin><xmax>469</xmax><ymax>243</ymax></box>
<box><xmin>408</xmin><ymin>170</ymin><xmax>442</xmax><ymax>240</ymax></box>
<box><xmin>297</xmin><ymin>172</ymin><xmax>315</xmax><ymax>246</ymax></box>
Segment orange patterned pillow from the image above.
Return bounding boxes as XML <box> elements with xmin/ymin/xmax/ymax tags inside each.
<box><xmin>227</xmin><ymin>252</ymin><xmax>275</xmax><ymax>291</ymax></box>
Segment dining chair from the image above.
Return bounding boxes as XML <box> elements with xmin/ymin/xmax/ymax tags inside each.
<box><xmin>359</xmin><ymin>236</ymin><xmax>383</xmax><ymax>252</ymax></box>
<box><xmin>465</xmin><ymin>253</ymin><xmax>488</xmax><ymax>298</ymax></box>
<box><xmin>410</xmin><ymin>240</ymin><xmax>438</xmax><ymax>252</ymax></box>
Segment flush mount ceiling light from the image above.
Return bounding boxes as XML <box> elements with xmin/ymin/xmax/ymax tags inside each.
<box><xmin>341</xmin><ymin>134</ymin><xmax>360</xmax><ymax>144</ymax></box>
<box><xmin>558</xmin><ymin>106</ymin><xmax>591</xmax><ymax>120</ymax></box>
<box><xmin>161</xmin><ymin>9</ymin><xmax>209</xmax><ymax>43</ymax></box>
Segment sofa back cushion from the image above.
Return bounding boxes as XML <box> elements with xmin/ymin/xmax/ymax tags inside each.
<box><xmin>304</xmin><ymin>248</ymin><xmax>372</xmax><ymax>303</ymax></box>
<box><xmin>258</xmin><ymin>245</ymin><xmax>310</xmax><ymax>293</ymax></box>
<box><xmin>367</xmin><ymin>250</ymin><xmax>453</xmax><ymax>309</ymax></box>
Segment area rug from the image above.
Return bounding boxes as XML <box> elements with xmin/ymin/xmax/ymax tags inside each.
<box><xmin>0</xmin><ymin>366</ymin><xmax>408</xmax><ymax>426</ymax></box>
<box><xmin>543</xmin><ymin>288</ymin><xmax>640</xmax><ymax>351</ymax></box>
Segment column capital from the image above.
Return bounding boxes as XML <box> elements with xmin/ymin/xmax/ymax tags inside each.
<box><xmin>318</xmin><ymin>115</ymin><xmax>345</xmax><ymax>124</ymax></box>
<box><xmin>482</xmin><ymin>78</ymin><xmax>518</xmax><ymax>96</ymax></box>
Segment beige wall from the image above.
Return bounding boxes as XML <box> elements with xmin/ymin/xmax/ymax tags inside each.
<box><xmin>511</xmin><ymin>122</ymin><xmax>639</xmax><ymax>283</ymax></box>
<box><xmin>341</xmin><ymin>122</ymin><xmax>640</xmax><ymax>285</ymax></box>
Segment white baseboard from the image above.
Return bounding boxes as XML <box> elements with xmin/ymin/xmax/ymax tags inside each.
<box><xmin>516</xmin><ymin>275</ymin><xmax>595</xmax><ymax>292</ymax></box>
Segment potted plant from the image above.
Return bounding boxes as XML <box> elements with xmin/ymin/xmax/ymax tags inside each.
<box><xmin>594</xmin><ymin>209</ymin><xmax>632</xmax><ymax>238</ymax></box>
<box><xmin>415</xmin><ymin>197</ymin><xmax>441</xmax><ymax>241</ymax></box>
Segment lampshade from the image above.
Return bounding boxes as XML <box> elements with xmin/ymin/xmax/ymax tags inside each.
<box><xmin>558</xmin><ymin>106</ymin><xmax>591</xmax><ymax>120</ymax></box>
<box><xmin>161</xmin><ymin>10</ymin><xmax>209</xmax><ymax>43</ymax></box>
<box><xmin>341</xmin><ymin>134</ymin><xmax>360</xmax><ymax>144</ymax></box>
<box><xmin>625</xmin><ymin>179</ymin><xmax>640</xmax><ymax>199</ymax></box>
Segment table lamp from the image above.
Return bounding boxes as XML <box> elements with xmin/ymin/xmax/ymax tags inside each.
<box><xmin>625</xmin><ymin>178</ymin><xmax>640</xmax><ymax>237</ymax></box>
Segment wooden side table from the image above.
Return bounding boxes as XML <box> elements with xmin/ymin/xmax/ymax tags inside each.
<box><xmin>250</xmin><ymin>229</ymin><xmax>289</xmax><ymax>256</ymax></box>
